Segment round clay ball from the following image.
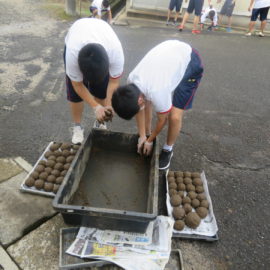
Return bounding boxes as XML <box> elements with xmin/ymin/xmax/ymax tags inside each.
<box><xmin>197</xmin><ymin>194</ymin><xmax>206</xmax><ymax>201</ymax></box>
<box><xmin>191</xmin><ymin>198</ymin><xmax>200</xmax><ymax>208</ymax></box>
<box><xmin>186</xmin><ymin>184</ymin><xmax>196</xmax><ymax>192</ymax></box>
<box><xmin>191</xmin><ymin>172</ymin><xmax>201</xmax><ymax>178</ymax></box>
<box><xmin>200</xmin><ymin>200</ymin><xmax>209</xmax><ymax>209</ymax></box>
<box><xmin>196</xmin><ymin>207</ymin><xmax>208</xmax><ymax>218</ymax></box>
<box><xmin>39</xmin><ymin>172</ymin><xmax>48</xmax><ymax>180</ymax></box>
<box><xmin>66</xmin><ymin>155</ymin><xmax>74</xmax><ymax>163</ymax></box>
<box><xmin>169</xmin><ymin>189</ymin><xmax>178</xmax><ymax>197</ymax></box>
<box><xmin>184</xmin><ymin>171</ymin><xmax>191</xmax><ymax>178</ymax></box>
<box><xmin>47</xmin><ymin>175</ymin><xmax>56</xmax><ymax>183</ymax></box>
<box><xmin>54</xmin><ymin>163</ymin><xmax>64</xmax><ymax>171</ymax></box>
<box><xmin>174</xmin><ymin>220</ymin><xmax>185</xmax><ymax>231</ymax></box>
<box><xmin>60</xmin><ymin>143</ymin><xmax>71</xmax><ymax>151</ymax></box>
<box><xmin>44</xmin><ymin>182</ymin><xmax>54</xmax><ymax>192</ymax></box>
<box><xmin>196</xmin><ymin>185</ymin><xmax>204</xmax><ymax>194</ymax></box>
<box><xmin>168</xmin><ymin>177</ymin><xmax>176</xmax><ymax>184</ymax></box>
<box><xmin>34</xmin><ymin>179</ymin><xmax>44</xmax><ymax>190</ymax></box>
<box><xmin>38</xmin><ymin>160</ymin><xmax>47</xmax><ymax>166</ymax></box>
<box><xmin>170</xmin><ymin>195</ymin><xmax>182</xmax><ymax>207</ymax></box>
<box><xmin>185</xmin><ymin>212</ymin><xmax>201</xmax><ymax>229</ymax></box>
<box><xmin>72</xmin><ymin>144</ymin><xmax>80</xmax><ymax>150</ymax></box>
<box><xmin>53</xmin><ymin>184</ymin><xmax>60</xmax><ymax>194</ymax></box>
<box><xmin>178</xmin><ymin>191</ymin><xmax>185</xmax><ymax>198</ymax></box>
<box><xmin>44</xmin><ymin>151</ymin><xmax>54</xmax><ymax>159</ymax></box>
<box><xmin>44</xmin><ymin>167</ymin><xmax>53</xmax><ymax>174</ymax></box>
<box><xmin>178</xmin><ymin>183</ymin><xmax>186</xmax><ymax>191</ymax></box>
<box><xmin>25</xmin><ymin>177</ymin><xmax>35</xmax><ymax>187</ymax></box>
<box><xmin>63</xmin><ymin>163</ymin><xmax>71</xmax><ymax>170</ymax></box>
<box><xmin>60</xmin><ymin>170</ymin><xmax>67</xmax><ymax>177</ymax></box>
<box><xmin>50</xmin><ymin>143</ymin><xmax>60</xmax><ymax>151</ymax></box>
<box><xmin>56</xmin><ymin>156</ymin><xmax>66</xmax><ymax>164</ymax></box>
<box><xmin>54</xmin><ymin>150</ymin><xmax>62</xmax><ymax>157</ymax></box>
<box><xmin>193</xmin><ymin>177</ymin><xmax>203</xmax><ymax>186</ymax></box>
<box><xmin>35</xmin><ymin>165</ymin><xmax>45</xmax><ymax>173</ymax></box>
<box><xmin>172</xmin><ymin>207</ymin><xmax>185</xmax><ymax>220</ymax></box>
<box><xmin>46</xmin><ymin>160</ymin><xmax>56</xmax><ymax>168</ymax></box>
<box><xmin>169</xmin><ymin>182</ymin><xmax>177</xmax><ymax>190</ymax></box>
<box><xmin>48</xmin><ymin>155</ymin><xmax>56</xmax><ymax>161</ymax></box>
<box><xmin>183</xmin><ymin>203</ymin><xmax>192</xmax><ymax>214</ymax></box>
<box><xmin>184</xmin><ymin>177</ymin><xmax>192</xmax><ymax>185</ymax></box>
<box><xmin>176</xmin><ymin>177</ymin><xmax>184</xmax><ymax>184</ymax></box>
<box><xmin>174</xmin><ymin>171</ymin><xmax>184</xmax><ymax>178</ymax></box>
<box><xmin>62</xmin><ymin>149</ymin><xmax>70</xmax><ymax>157</ymax></box>
<box><xmin>188</xmin><ymin>191</ymin><xmax>197</xmax><ymax>200</ymax></box>
<box><xmin>182</xmin><ymin>196</ymin><xmax>191</xmax><ymax>204</ymax></box>
<box><xmin>55</xmin><ymin>176</ymin><xmax>64</xmax><ymax>184</ymax></box>
<box><xmin>51</xmin><ymin>169</ymin><xmax>60</xmax><ymax>177</ymax></box>
<box><xmin>31</xmin><ymin>171</ymin><xmax>39</xmax><ymax>179</ymax></box>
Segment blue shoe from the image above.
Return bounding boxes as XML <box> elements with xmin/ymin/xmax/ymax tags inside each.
<box><xmin>226</xmin><ymin>27</ymin><xmax>232</xmax><ymax>32</ymax></box>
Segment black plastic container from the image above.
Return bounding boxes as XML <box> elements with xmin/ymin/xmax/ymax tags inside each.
<box><xmin>53</xmin><ymin>129</ymin><xmax>159</xmax><ymax>233</ymax></box>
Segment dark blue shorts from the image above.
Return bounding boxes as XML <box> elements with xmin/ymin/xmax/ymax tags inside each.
<box><xmin>169</xmin><ymin>0</ymin><xmax>183</xmax><ymax>12</ymax></box>
<box><xmin>89</xmin><ymin>6</ymin><xmax>97</xmax><ymax>14</ymax></box>
<box><xmin>172</xmin><ymin>49</ymin><xmax>204</xmax><ymax>110</ymax></box>
<box><xmin>64</xmin><ymin>47</ymin><xmax>109</xmax><ymax>103</ymax></box>
<box><xmin>187</xmin><ymin>0</ymin><xmax>204</xmax><ymax>16</ymax></box>
<box><xmin>251</xmin><ymin>7</ymin><xmax>269</xmax><ymax>21</ymax></box>
<box><xmin>220</xmin><ymin>0</ymin><xmax>235</xmax><ymax>17</ymax></box>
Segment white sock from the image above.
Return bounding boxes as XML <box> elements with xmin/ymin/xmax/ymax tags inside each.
<box><xmin>163</xmin><ymin>144</ymin><xmax>173</xmax><ymax>151</ymax></box>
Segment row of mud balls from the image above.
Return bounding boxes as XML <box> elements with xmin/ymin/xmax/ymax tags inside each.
<box><xmin>24</xmin><ymin>143</ymin><xmax>80</xmax><ymax>193</ymax></box>
<box><xmin>167</xmin><ymin>171</ymin><xmax>209</xmax><ymax>230</ymax></box>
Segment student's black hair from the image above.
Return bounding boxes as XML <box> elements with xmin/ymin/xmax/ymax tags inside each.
<box><xmin>209</xmin><ymin>10</ymin><xmax>215</xmax><ymax>21</ymax></box>
<box><xmin>112</xmin><ymin>84</ymin><xmax>141</xmax><ymax>120</ymax></box>
<box><xmin>102</xmin><ymin>0</ymin><xmax>110</xmax><ymax>8</ymax></box>
<box><xmin>78</xmin><ymin>43</ymin><xmax>109</xmax><ymax>84</ymax></box>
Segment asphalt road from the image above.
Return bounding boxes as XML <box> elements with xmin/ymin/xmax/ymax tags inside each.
<box><xmin>0</xmin><ymin>1</ymin><xmax>269</xmax><ymax>269</ymax></box>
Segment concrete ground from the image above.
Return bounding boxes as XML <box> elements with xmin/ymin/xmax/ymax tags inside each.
<box><xmin>0</xmin><ymin>0</ymin><xmax>270</xmax><ymax>269</ymax></box>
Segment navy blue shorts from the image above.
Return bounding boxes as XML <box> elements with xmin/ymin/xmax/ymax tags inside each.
<box><xmin>64</xmin><ymin>47</ymin><xmax>109</xmax><ymax>103</ymax></box>
<box><xmin>220</xmin><ymin>0</ymin><xmax>235</xmax><ymax>17</ymax></box>
<box><xmin>172</xmin><ymin>49</ymin><xmax>204</xmax><ymax>110</ymax></box>
<box><xmin>169</xmin><ymin>0</ymin><xmax>183</xmax><ymax>12</ymax></box>
<box><xmin>187</xmin><ymin>0</ymin><xmax>204</xmax><ymax>16</ymax></box>
<box><xmin>251</xmin><ymin>7</ymin><xmax>269</xmax><ymax>21</ymax></box>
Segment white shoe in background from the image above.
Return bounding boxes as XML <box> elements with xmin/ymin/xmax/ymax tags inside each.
<box><xmin>71</xmin><ymin>126</ymin><xmax>84</xmax><ymax>144</ymax></box>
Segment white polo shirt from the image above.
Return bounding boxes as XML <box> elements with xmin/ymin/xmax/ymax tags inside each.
<box><xmin>91</xmin><ymin>0</ymin><xmax>111</xmax><ymax>16</ymax></box>
<box><xmin>128</xmin><ymin>40</ymin><xmax>192</xmax><ymax>113</ymax></box>
<box><xmin>254</xmin><ymin>0</ymin><xmax>270</xmax><ymax>9</ymax></box>
<box><xmin>65</xmin><ymin>18</ymin><xmax>124</xmax><ymax>82</ymax></box>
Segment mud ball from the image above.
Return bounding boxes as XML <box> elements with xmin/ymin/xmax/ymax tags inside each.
<box><xmin>44</xmin><ymin>182</ymin><xmax>54</xmax><ymax>192</ymax></box>
<box><xmin>51</xmin><ymin>169</ymin><xmax>60</xmax><ymax>177</ymax></box>
<box><xmin>168</xmin><ymin>177</ymin><xmax>176</xmax><ymax>184</ymax></box>
<box><xmin>191</xmin><ymin>172</ymin><xmax>201</xmax><ymax>178</ymax></box>
<box><xmin>169</xmin><ymin>189</ymin><xmax>178</xmax><ymax>197</ymax></box>
<box><xmin>60</xmin><ymin>170</ymin><xmax>67</xmax><ymax>177</ymax></box>
<box><xmin>200</xmin><ymin>200</ymin><xmax>209</xmax><ymax>209</ymax></box>
<box><xmin>66</xmin><ymin>155</ymin><xmax>75</xmax><ymax>163</ymax></box>
<box><xmin>178</xmin><ymin>191</ymin><xmax>185</xmax><ymax>198</ymax></box>
<box><xmin>185</xmin><ymin>212</ymin><xmax>201</xmax><ymax>229</ymax></box>
<box><xmin>44</xmin><ymin>167</ymin><xmax>52</xmax><ymax>174</ymax></box>
<box><xmin>53</xmin><ymin>184</ymin><xmax>60</xmax><ymax>194</ymax></box>
<box><xmin>63</xmin><ymin>163</ymin><xmax>71</xmax><ymax>170</ymax></box>
<box><xmin>31</xmin><ymin>171</ymin><xmax>39</xmax><ymax>179</ymax></box>
<box><xmin>62</xmin><ymin>149</ymin><xmax>70</xmax><ymax>157</ymax></box>
<box><xmin>183</xmin><ymin>203</ymin><xmax>192</xmax><ymax>214</ymax></box>
<box><xmin>169</xmin><ymin>182</ymin><xmax>177</xmax><ymax>190</ymax></box>
<box><xmin>178</xmin><ymin>183</ymin><xmax>186</xmax><ymax>191</ymax></box>
<box><xmin>172</xmin><ymin>207</ymin><xmax>185</xmax><ymax>220</ymax></box>
<box><xmin>176</xmin><ymin>177</ymin><xmax>183</xmax><ymax>184</ymax></box>
<box><xmin>196</xmin><ymin>207</ymin><xmax>208</xmax><ymax>218</ymax></box>
<box><xmin>46</xmin><ymin>160</ymin><xmax>56</xmax><ymax>168</ymax></box>
<box><xmin>55</xmin><ymin>176</ymin><xmax>63</xmax><ymax>184</ymax></box>
<box><xmin>39</xmin><ymin>172</ymin><xmax>48</xmax><ymax>180</ymax></box>
<box><xmin>167</xmin><ymin>171</ymin><xmax>174</xmax><ymax>177</ymax></box>
<box><xmin>183</xmin><ymin>177</ymin><xmax>192</xmax><ymax>185</ymax></box>
<box><xmin>175</xmin><ymin>171</ymin><xmax>184</xmax><ymax>178</ymax></box>
<box><xmin>182</xmin><ymin>196</ymin><xmax>191</xmax><ymax>204</ymax></box>
<box><xmin>48</xmin><ymin>155</ymin><xmax>56</xmax><ymax>161</ymax></box>
<box><xmin>72</xmin><ymin>144</ymin><xmax>80</xmax><ymax>150</ymax></box>
<box><xmin>184</xmin><ymin>171</ymin><xmax>191</xmax><ymax>178</ymax></box>
<box><xmin>187</xmin><ymin>191</ymin><xmax>197</xmax><ymax>200</ymax></box>
<box><xmin>44</xmin><ymin>151</ymin><xmax>54</xmax><ymax>159</ymax></box>
<box><xmin>191</xmin><ymin>199</ymin><xmax>200</xmax><ymax>208</ymax></box>
<box><xmin>196</xmin><ymin>185</ymin><xmax>204</xmax><ymax>194</ymax></box>
<box><xmin>54</xmin><ymin>151</ymin><xmax>62</xmax><ymax>157</ymax></box>
<box><xmin>174</xmin><ymin>220</ymin><xmax>185</xmax><ymax>231</ymax></box>
<box><xmin>25</xmin><ymin>177</ymin><xmax>35</xmax><ymax>187</ymax></box>
<box><xmin>38</xmin><ymin>160</ymin><xmax>47</xmax><ymax>166</ymax></box>
<box><xmin>50</xmin><ymin>143</ymin><xmax>60</xmax><ymax>151</ymax></box>
<box><xmin>186</xmin><ymin>184</ymin><xmax>196</xmax><ymax>192</ymax></box>
<box><xmin>197</xmin><ymin>194</ymin><xmax>206</xmax><ymax>201</ymax></box>
<box><xmin>60</xmin><ymin>143</ymin><xmax>71</xmax><ymax>151</ymax></box>
<box><xmin>35</xmin><ymin>165</ymin><xmax>45</xmax><ymax>173</ymax></box>
<box><xmin>47</xmin><ymin>175</ymin><xmax>56</xmax><ymax>183</ymax></box>
<box><xmin>56</xmin><ymin>156</ymin><xmax>66</xmax><ymax>164</ymax></box>
<box><xmin>34</xmin><ymin>179</ymin><xmax>44</xmax><ymax>190</ymax></box>
<box><xmin>193</xmin><ymin>178</ymin><xmax>203</xmax><ymax>186</ymax></box>
<box><xmin>170</xmin><ymin>195</ymin><xmax>182</xmax><ymax>207</ymax></box>
<box><xmin>54</xmin><ymin>163</ymin><xmax>64</xmax><ymax>171</ymax></box>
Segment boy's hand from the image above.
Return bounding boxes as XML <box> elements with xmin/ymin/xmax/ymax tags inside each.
<box><xmin>137</xmin><ymin>136</ymin><xmax>147</xmax><ymax>155</ymax></box>
<box><xmin>143</xmin><ymin>141</ymin><xmax>153</xmax><ymax>156</ymax></box>
<box><xmin>104</xmin><ymin>106</ymin><xmax>114</xmax><ymax>122</ymax></box>
<box><xmin>94</xmin><ymin>105</ymin><xmax>107</xmax><ymax>123</ymax></box>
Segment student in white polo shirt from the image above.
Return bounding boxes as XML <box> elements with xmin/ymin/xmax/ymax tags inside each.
<box><xmin>112</xmin><ymin>40</ymin><xmax>204</xmax><ymax>170</ymax></box>
<box><xmin>64</xmin><ymin>18</ymin><xmax>124</xmax><ymax>144</ymax></box>
<box><xmin>90</xmin><ymin>0</ymin><xmax>113</xmax><ymax>24</ymax></box>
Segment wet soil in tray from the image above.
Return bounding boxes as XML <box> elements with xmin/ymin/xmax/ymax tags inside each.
<box><xmin>71</xmin><ymin>147</ymin><xmax>151</xmax><ymax>213</ymax></box>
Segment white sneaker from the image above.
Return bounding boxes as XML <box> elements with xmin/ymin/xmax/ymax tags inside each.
<box><xmin>71</xmin><ymin>126</ymin><xmax>84</xmax><ymax>144</ymax></box>
<box><xmin>245</xmin><ymin>32</ymin><xmax>252</xmax><ymax>36</ymax></box>
<box><xmin>258</xmin><ymin>32</ymin><xmax>265</xmax><ymax>37</ymax></box>
<box><xmin>93</xmin><ymin>120</ymin><xmax>107</xmax><ymax>130</ymax></box>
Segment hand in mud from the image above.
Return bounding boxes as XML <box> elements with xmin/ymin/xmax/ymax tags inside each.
<box><xmin>103</xmin><ymin>106</ymin><xmax>114</xmax><ymax>122</ymax></box>
<box><xmin>137</xmin><ymin>136</ymin><xmax>147</xmax><ymax>155</ymax></box>
<box><xmin>143</xmin><ymin>141</ymin><xmax>153</xmax><ymax>156</ymax></box>
<box><xmin>94</xmin><ymin>105</ymin><xmax>107</xmax><ymax>124</ymax></box>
